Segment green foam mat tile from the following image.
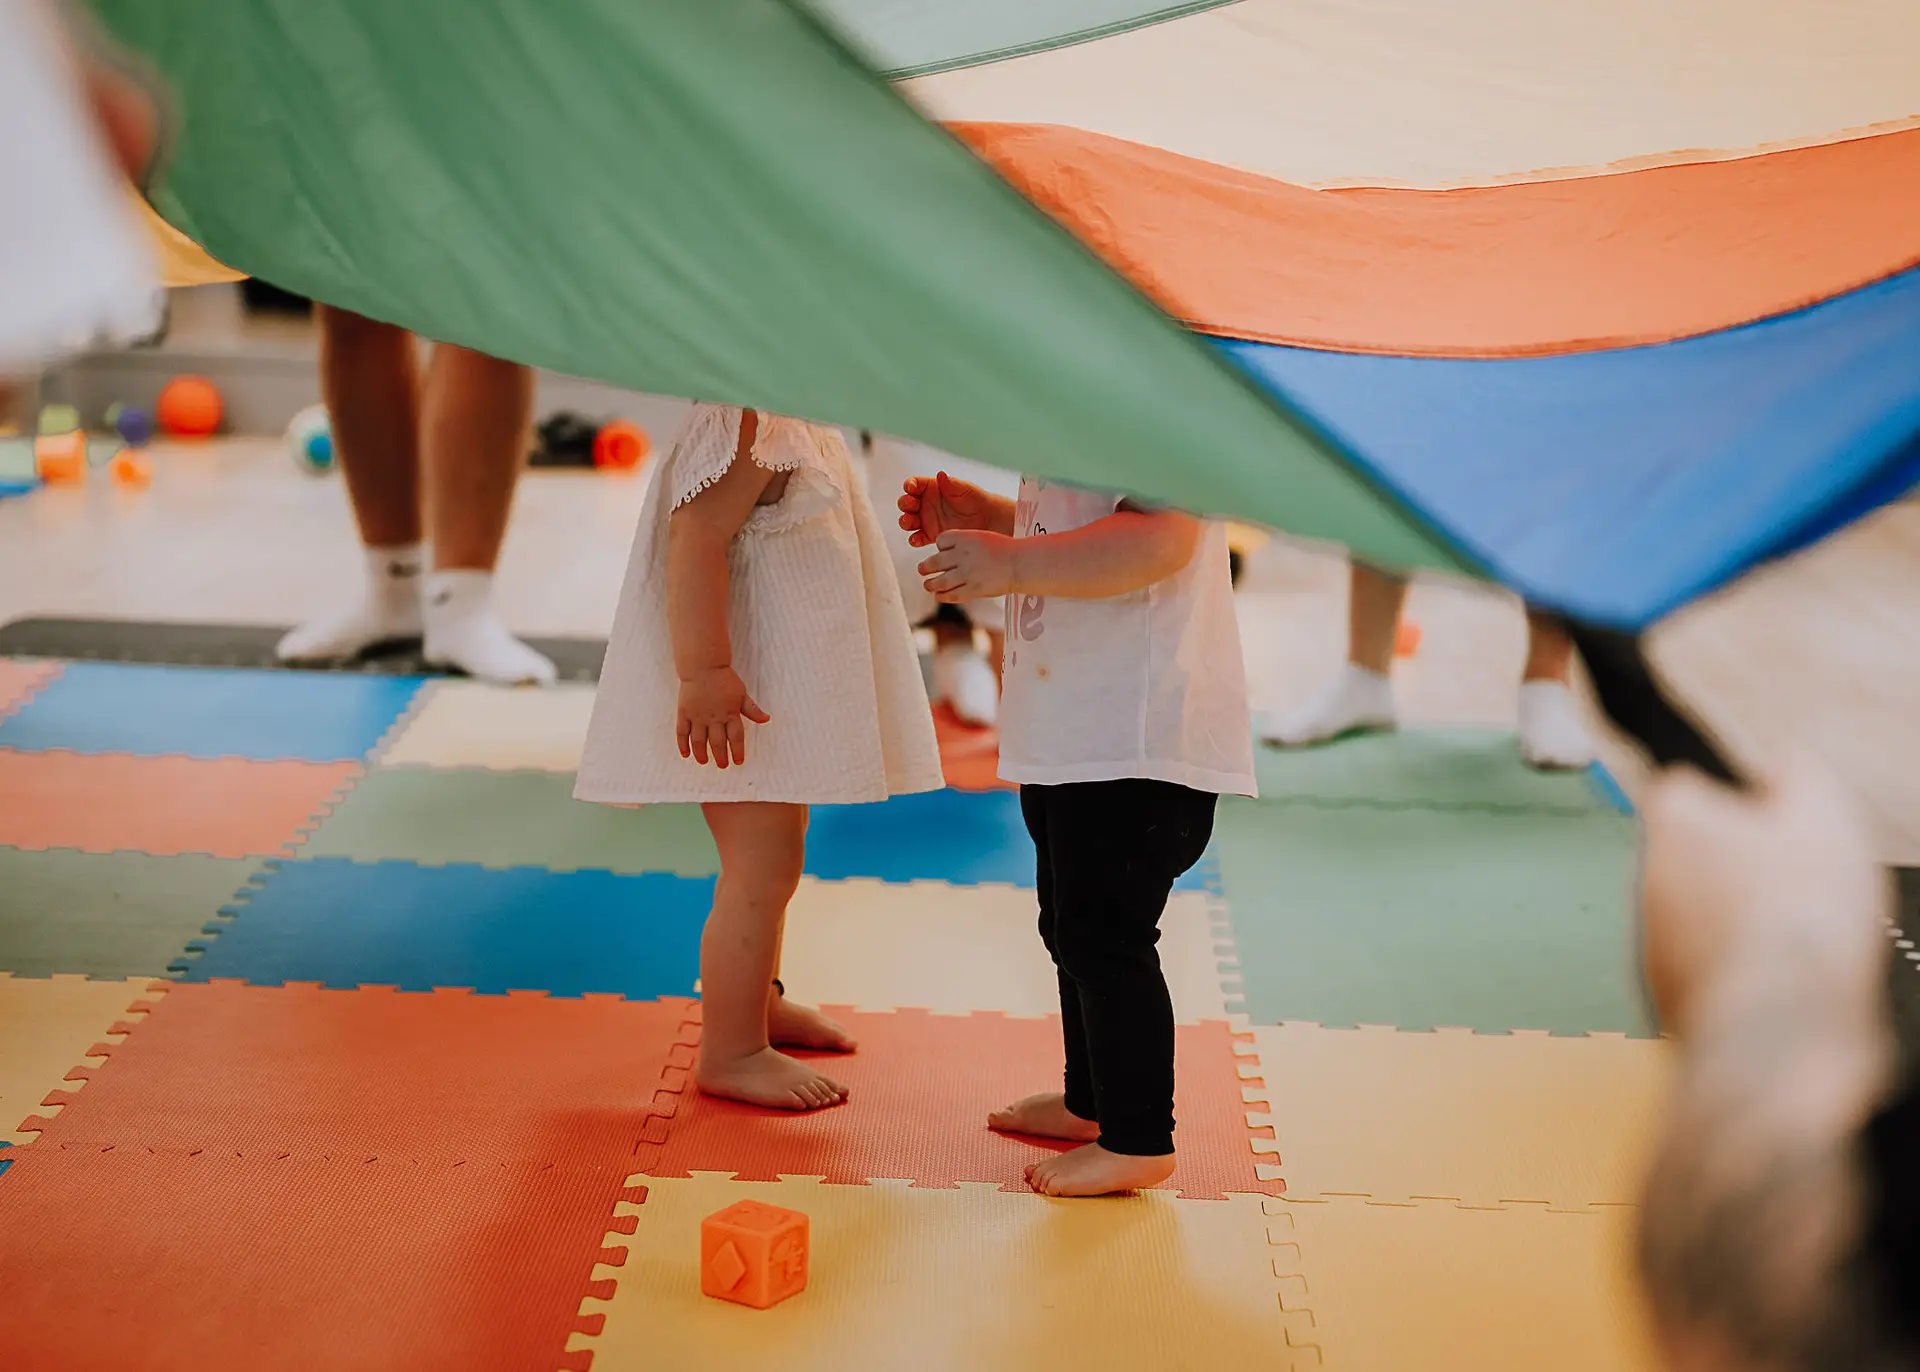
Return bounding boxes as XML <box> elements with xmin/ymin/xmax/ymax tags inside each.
<box><xmin>1254</xmin><ymin>728</ymin><xmax>1613</xmax><ymax>815</ymax></box>
<box><xmin>296</xmin><ymin>765</ymin><xmax>718</xmax><ymax>876</ymax></box>
<box><xmin>1214</xmin><ymin>800</ymin><xmax>1651</xmax><ymax>1036</ymax></box>
<box><xmin>0</xmin><ymin>848</ymin><xmax>266</xmax><ymax>978</ymax></box>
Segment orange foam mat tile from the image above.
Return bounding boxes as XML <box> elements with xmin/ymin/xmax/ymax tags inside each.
<box><xmin>17</xmin><ymin>981</ymin><xmax>700</xmax><ymax>1170</ymax></box>
<box><xmin>569</xmin><ymin>1175</ymin><xmax>1312</xmax><ymax>1372</ymax></box>
<box><xmin>378</xmin><ymin>680</ymin><xmax>597</xmax><ymax>771</ymax></box>
<box><xmin>0</xmin><ymin>751</ymin><xmax>361</xmax><ymax>858</ymax></box>
<box><xmin>1247</xmin><ymin>1023</ymin><xmax>1672</xmax><ymax>1208</ymax></box>
<box><xmin>0</xmin><ymin>659</ymin><xmax>60</xmax><ymax>719</ymax></box>
<box><xmin>778</xmin><ymin>880</ymin><xmax>1231</xmax><ymax>1022</ymax></box>
<box><xmin>0</xmin><ymin>1146</ymin><xmax>648</xmax><ymax>1372</ymax></box>
<box><xmin>0</xmin><ymin>976</ymin><xmax>166</xmax><ymax>1145</ymax></box>
<box><xmin>638</xmin><ymin>1011</ymin><xmax>1276</xmax><ymax>1200</ymax></box>
<box><xmin>1267</xmin><ymin>1196</ymin><xmax>1659</xmax><ymax>1371</ymax></box>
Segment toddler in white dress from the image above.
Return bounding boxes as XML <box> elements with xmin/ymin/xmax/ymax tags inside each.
<box><xmin>577</xmin><ymin>404</ymin><xmax>943</xmax><ymax>1110</ymax></box>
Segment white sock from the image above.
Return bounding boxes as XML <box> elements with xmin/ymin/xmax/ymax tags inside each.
<box><xmin>421</xmin><ymin>569</ymin><xmax>557</xmax><ymax>686</ymax></box>
<box><xmin>276</xmin><ymin>543</ymin><xmax>425</xmax><ymax>662</ymax></box>
<box><xmin>932</xmin><ymin>641</ymin><xmax>999</xmax><ymax>727</ymax></box>
<box><xmin>1518</xmin><ymin>679</ymin><xmax>1596</xmax><ymax>770</ymax></box>
<box><xmin>1259</xmin><ymin>663</ymin><xmax>1397</xmax><ymax>747</ymax></box>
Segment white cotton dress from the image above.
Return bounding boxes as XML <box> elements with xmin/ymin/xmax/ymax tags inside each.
<box><xmin>575</xmin><ymin>404</ymin><xmax>945</xmax><ymax>806</ymax></box>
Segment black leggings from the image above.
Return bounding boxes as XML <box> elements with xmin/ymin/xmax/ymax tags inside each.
<box><xmin>1021</xmin><ymin>778</ymin><xmax>1217</xmax><ymax>1156</ymax></box>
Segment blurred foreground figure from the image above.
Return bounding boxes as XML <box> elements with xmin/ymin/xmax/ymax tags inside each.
<box><xmin>1639</xmin><ymin>753</ymin><xmax>1919</xmax><ymax>1371</ymax></box>
<box><xmin>0</xmin><ymin>0</ymin><xmax>156</xmax><ymax>379</ymax></box>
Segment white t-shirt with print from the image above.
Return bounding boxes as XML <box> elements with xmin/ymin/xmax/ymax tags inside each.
<box><xmin>997</xmin><ymin>478</ymin><xmax>1257</xmax><ymax>797</ymax></box>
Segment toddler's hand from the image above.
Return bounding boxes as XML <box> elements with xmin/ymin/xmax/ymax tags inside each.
<box><xmin>676</xmin><ymin>667</ymin><xmax>770</xmax><ymax>768</ymax></box>
<box><xmin>899</xmin><ymin>471</ymin><xmax>995</xmax><ymax>548</ymax></box>
<box><xmin>918</xmin><ymin>530</ymin><xmax>1015</xmax><ymax>602</ymax></box>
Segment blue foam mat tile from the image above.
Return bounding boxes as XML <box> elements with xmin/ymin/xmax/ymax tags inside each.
<box><xmin>801</xmin><ymin>787</ymin><xmax>1214</xmax><ymax>890</ymax></box>
<box><xmin>1588</xmin><ymin>764</ymin><xmax>1636</xmax><ymax>816</ymax></box>
<box><xmin>0</xmin><ymin>662</ymin><xmax>421</xmax><ymax>762</ymax></box>
<box><xmin>174</xmin><ymin>856</ymin><xmax>709</xmax><ymax>999</ymax></box>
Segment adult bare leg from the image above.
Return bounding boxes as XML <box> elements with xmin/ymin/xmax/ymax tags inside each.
<box><xmin>276</xmin><ymin>306</ymin><xmax>426</xmax><ymax>662</ymax></box>
<box><xmin>1261</xmin><ymin>563</ymin><xmax>1404</xmax><ymax>746</ymax></box>
<box><xmin>416</xmin><ymin>344</ymin><xmax>554</xmax><ymax>684</ymax></box>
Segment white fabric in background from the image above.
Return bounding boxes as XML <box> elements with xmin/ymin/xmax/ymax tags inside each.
<box><xmin>903</xmin><ymin>0</ymin><xmax>1920</xmax><ymax>189</ymax></box>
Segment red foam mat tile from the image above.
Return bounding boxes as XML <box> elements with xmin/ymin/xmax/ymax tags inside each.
<box><xmin>640</xmin><ymin>1010</ymin><xmax>1276</xmax><ymax>1200</ymax></box>
<box><xmin>932</xmin><ymin>702</ymin><xmax>1012</xmax><ymax>793</ymax></box>
<box><xmin>22</xmin><ymin>981</ymin><xmax>700</xmax><ymax>1170</ymax></box>
<box><xmin>0</xmin><ymin>659</ymin><xmax>60</xmax><ymax>718</ymax></box>
<box><xmin>0</xmin><ymin>1145</ymin><xmax>646</xmax><ymax>1372</ymax></box>
<box><xmin>0</xmin><ymin>751</ymin><xmax>360</xmax><ymax>857</ymax></box>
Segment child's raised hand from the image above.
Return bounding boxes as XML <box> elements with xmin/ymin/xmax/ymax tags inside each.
<box><xmin>918</xmin><ymin>530</ymin><xmax>1016</xmax><ymax>602</ymax></box>
<box><xmin>676</xmin><ymin>666</ymin><xmax>771</xmax><ymax>768</ymax></box>
<box><xmin>899</xmin><ymin>471</ymin><xmax>995</xmax><ymax>548</ymax></box>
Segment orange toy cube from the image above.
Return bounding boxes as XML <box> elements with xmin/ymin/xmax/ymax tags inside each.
<box><xmin>700</xmin><ymin>1200</ymin><xmax>809</xmax><ymax>1309</ymax></box>
<box><xmin>109</xmin><ymin>449</ymin><xmax>152</xmax><ymax>488</ymax></box>
<box><xmin>34</xmin><ymin>431</ymin><xmax>86</xmax><ymax>484</ymax></box>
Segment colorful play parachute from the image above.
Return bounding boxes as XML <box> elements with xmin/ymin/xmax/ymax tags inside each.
<box><xmin>91</xmin><ymin>0</ymin><xmax>1920</xmax><ymax>633</ymax></box>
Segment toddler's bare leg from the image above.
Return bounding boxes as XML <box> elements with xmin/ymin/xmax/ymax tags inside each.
<box><xmin>766</xmin><ymin>903</ymin><xmax>856</xmax><ymax>1051</ymax></box>
<box><xmin>696</xmin><ymin>802</ymin><xmax>848</xmax><ymax>1110</ymax></box>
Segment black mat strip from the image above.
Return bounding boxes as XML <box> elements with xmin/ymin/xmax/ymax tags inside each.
<box><xmin>1892</xmin><ymin>869</ymin><xmax>1920</xmax><ymax>1064</ymax></box>
<box><xmin>0</xmin><ymin>617</ymin><xmax>606</xmax><ymax>682</ymax></box>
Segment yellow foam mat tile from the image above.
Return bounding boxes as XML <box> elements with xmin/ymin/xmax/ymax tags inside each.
<box><xmin>1267</xmin><ymin>1197</ymin><xmax>1659</xmax><ymax>1372</ymax></box>
<box><xmin>779</xmin><ymin>880</ymin><xmax>1230</xmax><ymax>1022</ymax></box>
<box><xmin>0</xmin><ymin>975</ymin><xmax>166</xmax><ymax>1145</ymax></box>
<box><xmin>1243</xmin><ymin>1024</ymin><xmax>1670</xmax><ymax>1208</ymax></box>
<box><xmin>378</xmin><ymin>680</ymin><xmax>596</xmax><ymax>770</ymax></box>
<box><xmin>572</xmin><ymin>1174</ymin><xmax>1314</xmax><ymax>1372</ymax></box>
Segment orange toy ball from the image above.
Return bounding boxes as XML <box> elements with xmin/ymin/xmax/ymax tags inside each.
<box><xmin>592</xmin><ymin>419</ymin><xmax>650</xmax><ymax>471</ymax></box>
<box><xmin>156</xmin><ymin>375</ymin><xmax>223</xmax><ymax>438</ymax></box>
<box><xmin>1394</xmin><ymin>620</ymin><xmax>1423</xmax><ymax>658</ymax></box>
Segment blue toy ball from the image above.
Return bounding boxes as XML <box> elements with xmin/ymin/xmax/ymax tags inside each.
<box><xmin>105</xmin><ymin>403</ymin><xmax>153</xmax><ymax>448</ymax></box>
<box><xmin>287</xmin><ymin>403</ymin><xmax>334</xmax><ymax>473</ymax></box>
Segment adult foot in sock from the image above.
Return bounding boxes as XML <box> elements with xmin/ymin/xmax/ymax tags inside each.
<box><xmin>1518</xmin><ymin>679</ymin><xmax>1596</xmax><ymax>770</ymax></box>
<box><xmin>276</xmin><ymin>544</ymin><xmax>424</xmax><ymax>663</ymax></box>
<box><xmin>421</xmin><ymin>569</ymin><xmax>556</xmax><ymax>685</ymax></box>
<box><xmin>1259</xmin><ymin>664</ymin><xmax>1396</xmax><ymax>748</ymax></box>
<box><xmin>932</xmin><ymin>642</ymin><xmax>998</xmax><ymax>727</ymax></box>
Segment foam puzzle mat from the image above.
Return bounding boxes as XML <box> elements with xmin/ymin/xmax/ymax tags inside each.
<box><xmin>0</xmin><ymin>656</ymin><xmax>1666</xmax><ymax>1370</ymax></box>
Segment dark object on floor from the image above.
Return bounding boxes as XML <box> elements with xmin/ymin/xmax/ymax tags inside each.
<box><xmin>1891</xmin><ymin>869</ymin><xmax>1920</xmax><ymax>1065</ymax></box>
<box><xmin>529</xmin><ymin>412</ymin><xmax>600</xmax><ymax>467</ymax></box>
<box><xmin>240</xmin><ymin>279</ymin><xmax>312</xmax><ymax>316</ymax></box>
<box><xmin>0</xmin><ymin>618</ymin><xmax>607</xmax><ymax>683</ymax></box>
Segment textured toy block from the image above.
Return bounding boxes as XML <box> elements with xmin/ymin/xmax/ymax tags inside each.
<box><xmin>109</xmin><ymin>449</ymin><xmax>152</xmax><ymax>487</ymax></box>
<box><xmin>700</xmin><ymin>1200</ymin><xmax>809</xmax><ymax>1309</ymax></box>
<box><xmin>34</xmin><ymin>431</ymin><xmax>85</xmax><ymax>483</ymax></box>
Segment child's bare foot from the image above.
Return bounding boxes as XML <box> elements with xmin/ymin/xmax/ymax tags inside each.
<box><xmin>1025</xmin><ymin>1143</ymin><xmax>1175</xmax><ymax>1197</ymax></box>
<box><xmin>697</xmin><ymin>1047</ymin><xmax>849</xmax><ymax>1110</ymax></box>
<box><xmin>987</xmin><ymin>1092</ymin><xmax>1100</xmax><ymax>1141</ymax></box>
<box><xmin>767</xmin><ymin>996</ymin><xmax>857</xmax><ymax>1052</ymax></box>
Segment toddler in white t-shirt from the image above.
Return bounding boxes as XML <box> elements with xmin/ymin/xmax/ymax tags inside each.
<box><xmin>898</xmin><ymin>469</ymin><xmax>1256</xmax><ymax>1196</ymax></box>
